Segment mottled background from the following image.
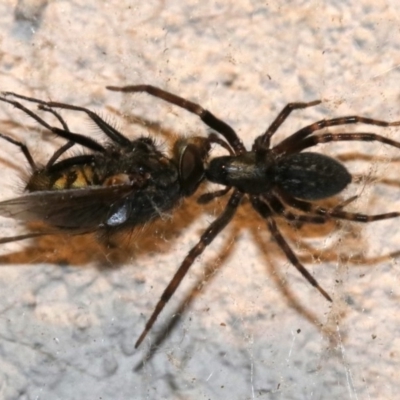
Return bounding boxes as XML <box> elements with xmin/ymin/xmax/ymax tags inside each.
<box><xmin>0</xmin><ymin>1</ymin><xmax>400</xmax><ymax>399</ymax></box>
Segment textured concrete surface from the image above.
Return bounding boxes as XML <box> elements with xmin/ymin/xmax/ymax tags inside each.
<box><xmin>0</xmin><ymin>1</ymin><xmax>400</xmax><ymax>399</ymax></box>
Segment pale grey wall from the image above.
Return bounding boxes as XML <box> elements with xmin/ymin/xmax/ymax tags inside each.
<box><xmin>0</xmin><ymin>1</ymin><xmax>400</xmax><ymax>399</ymax></box>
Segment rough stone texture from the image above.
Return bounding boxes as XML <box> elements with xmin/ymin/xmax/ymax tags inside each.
<box><xmin>0</xmin><ymin>1</ymin><xmax>400</xmax><ymax>399</ymax></box>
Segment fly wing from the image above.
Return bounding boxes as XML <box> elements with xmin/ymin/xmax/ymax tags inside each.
<box><xmin>0</xmin><ymin>185</ymin><xmax>137</xmax><ymax>230</ymax></box>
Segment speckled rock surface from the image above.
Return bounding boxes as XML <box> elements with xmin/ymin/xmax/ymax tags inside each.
<box><xmin>0</xmin><ymin>1</ymin><xmax>400</xmax><ymax>399</ymax></box>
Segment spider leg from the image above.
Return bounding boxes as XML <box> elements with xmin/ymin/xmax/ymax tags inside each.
<box><xmin>278</xmin><ymin>190</ymin><xmax>400</xmax><ymax>223</ymax></box>
<box><xmin>280</xmin><ymin>131</ymin><xmax>400</xmax><ymax>155</ymax></box>
<box><xmin>208</xmin><ymin>133</ymin><xmax>234</xmax><ymax>155</ymax></box>
<box><xmin>264</xmin><ymin>193</ymin><xmax>327</xmax><ymax>224</ymax></box>
<box><xmin>0</xmin><ymin>96</ymin><xmax>105</xmax><ymax>152</ymax></box>
<box><xmin>298</xmin><ymin>195</ymin><xmax>359</xmax><ymax>229</ymax></box>
<box><xmin>135</xmin><ymin>189</ymin><xmax>244</xmax><ymax>348</ymax></box>
<box><xmin>269</xmin><ymin>193</ymin><xmax>358</xmax><ymax>230</ymax></box>
<box><xmin>106</xmin><ymin>84</ymin><xmax>246</xmax><ymax>154</ymax></box>
<box><xmin>333</xmin><ymin>195</ymin><xmax>358</xmax><ymax>210</ymax></box>
<box><xmin>254</xmin><ymin>100</ymin><xmax>321</xmax><ymax>150</ymax></box>
<box><xmin>251</xmin><ymin>196</ymin><xmax>332</xmax><ymax>302</ymax></box>
<box><xmin>274</xmin><ymin>115</ymin><xmax>400</xmax><ymax>154</ymax></box>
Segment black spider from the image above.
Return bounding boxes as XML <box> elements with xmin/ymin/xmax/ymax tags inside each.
<box><xmin>106</xmin><ymin>85</ymin><xmax>400</xmax><ymax>347</ymax></box>
<box><xmin>1</xmin><ymin>86</ymin><xmax>400</xmax><ymax>349</ymax></box>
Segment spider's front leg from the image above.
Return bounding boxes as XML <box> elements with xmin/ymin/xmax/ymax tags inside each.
<box><xmin>275</xmin><ymin>115</ymin><xmax>400</xmax><ymax>154</ymax></box>
<box><xmin>106</xmin><ymin>84</ymin><xmax>246</xmax><ymax>154</ymax></box>
<box><xmin>251</xmin><ymin>196</ymin><xmax>332</xmax><ymax>302</ymax></box>
<box><xmin>254</xmin><ymin>99</ymin><xmax>321</xmax><ymax>150</ymax></box>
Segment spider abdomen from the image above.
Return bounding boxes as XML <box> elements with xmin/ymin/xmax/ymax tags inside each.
<box><xmin>272</xmin><ymin>152</ymin><xmax>351</xmax><ymax>200</ymax></box>
<box><xmin>206</xmin><ymin>151</ymin><xmax>351</xmax><ymax>200</ymax></box>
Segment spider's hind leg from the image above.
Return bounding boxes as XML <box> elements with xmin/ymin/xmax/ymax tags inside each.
<box><xmin>251</xmin><ymin>195</ymin><xmax>332</xmax><ymax>302</ymax></box>
<box><xmin>279</xmin><ymin>191</ymin><xmax>400</xmax><ymax>223</ymax></box>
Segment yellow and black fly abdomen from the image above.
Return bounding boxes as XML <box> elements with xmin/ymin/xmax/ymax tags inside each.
<box><xmin>0</xmin><ymin>94</ymin><xmax>209</xmax><ymax>235</ymax></box>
